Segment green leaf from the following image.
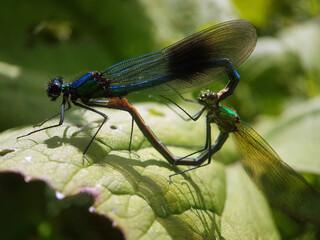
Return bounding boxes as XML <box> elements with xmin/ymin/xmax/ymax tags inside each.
<box><xmin>232</xmin><ymin>0</ymin><xmax>273</xmax><ymax>27</ymax></box>
<box><xmin>221</xmin><ymin>165</ymin><xmax>280</xmax><ymax>240</ymax></box>
<box><xmin>0</xmin><ymin>102</ymin><xmax>281</xmax><ymax>240</ymax></box>
<box><xmin>261</xmin><ymin>97</ymin><xmax>320</xmax><ymax>175</ymax></box>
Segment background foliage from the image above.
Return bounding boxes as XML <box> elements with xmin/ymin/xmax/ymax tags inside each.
<box><xmin>0</xmin><ymin>0</ymin><xmax>320</xmax><ymax>239</ymax></box>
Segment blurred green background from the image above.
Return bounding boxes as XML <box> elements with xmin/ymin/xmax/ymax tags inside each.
<box><xmin>0</xmin><ymin>0</ymin><xmax>320</xmax><ymax>239</ymax></box>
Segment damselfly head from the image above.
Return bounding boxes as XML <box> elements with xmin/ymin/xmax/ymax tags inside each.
<box><xmin>197</xmin><ymin>90</ymin><xmax>218</xmax><ymax>106</ymax></box>
<box><xmin>47</xmin><ymin>77</ymin><xmax>63</xmax><ymax>101</ymax></box>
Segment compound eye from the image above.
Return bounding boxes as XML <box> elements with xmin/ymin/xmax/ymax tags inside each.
<box><xmin>51</xmin><ymin>80</ymin><xmax>62</xmax><ymax>94</ymax></box>
<box><xmin>47</xmin><ymin>78</ymin><xmax>63</xmax><ymax>101</ymax></box>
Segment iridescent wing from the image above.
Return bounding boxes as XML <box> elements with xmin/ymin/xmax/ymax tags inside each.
<box><xmin>103</xmin><ymin>20</ymin><xmax>257</xmax><ymax>95</ymax></box>
<box><xmin>233</xmin><ymin>121</ymin><xmax>320</xmax><ymax>225</ymax></box>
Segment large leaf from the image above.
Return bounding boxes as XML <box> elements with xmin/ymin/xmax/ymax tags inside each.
<box><xmin>221</xmin><ymin>165</ymin><xmax>280</xmax><ymax>240</ymax></box>
<box><xmin>0</xmin><ymin>103</ymin><xmax>280</xmax><ymax>240</ymax></box>
<box><xmin>261</xmin><ymin>97</ymin><xmax>320</xmax><ymax>174</ymax></box>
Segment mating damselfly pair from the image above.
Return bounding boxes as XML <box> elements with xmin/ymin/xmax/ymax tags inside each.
<box><xmin>18</xmin><ymin>20</ymin><xmax>320</xmax><ymax>226</ymax></box>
